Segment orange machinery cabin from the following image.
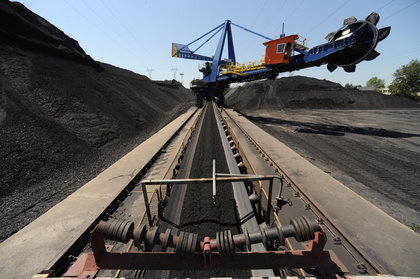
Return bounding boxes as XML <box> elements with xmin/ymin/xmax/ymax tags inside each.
<box><xmin>263</xmin><ymin>34</ymin><xmax>298</xmax><ymax>65</ymax></box>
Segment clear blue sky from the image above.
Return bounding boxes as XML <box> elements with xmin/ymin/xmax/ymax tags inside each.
<box><xmin>18</xmin><ymin>0</ymin><xmax>420</xmax><ymax>87</ymax></box>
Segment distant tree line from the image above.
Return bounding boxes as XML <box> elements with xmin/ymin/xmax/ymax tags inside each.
<box><xmin>366</xmin><ymin>77</ymin><xmax>385</xmax><ymax>89</ymax></box>
<box><xmin>363</xmin><ymin>59</ymin><xmax>419</xmax><ymax>99</ymax></box>
<box><xmin>389</xmin><ymin>59</ymin><xmax>419</xmax><ymax>99</ymax></box>
<box><xmin>344</xmin><ymin>83</ymin><xmax>361</xmax><ymax>89</ymax></box>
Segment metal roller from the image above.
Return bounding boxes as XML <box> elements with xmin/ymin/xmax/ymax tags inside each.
<box><xmin>161</xmin><ymin>228</ymin><xmax>172</xmax><ymax>249</ymax></box>
<box><xmin>111</xmin><ymin>221</ymin><xmax>125</xmax><ymax>241</ymax></box>
<box><xmin>101</xmin><ymin>220</ymin><xmax>117</xmax><ymax>239</ymax></box>
<box><xmin>98</xmin><ymin>216</ymin><xmax>320</xmax><ymax>253</ymax></box>
<box><xmin>119</xmin><ymin>221</ymin><xmax>134</xmax><ymax>243</ymax></box>
<box><xmin>133</xmin><ymin>224</ymin><xmax>147</xmax><ymax>248</ymax></box>
<box><xmin>189</xmin><ymin>233</ymin><xmax>198</xmax><ymax>254</ymax></box>
<box><xmin>243</xmin><ymin>228</ymin><xmax>251</xmax><ymax>250</ymax></box>
<box><xmin>100</xmin><ymin>220</ymin><xmax>134</xmax><ymax>243</ymax></box>
<box><xmin>216</xmin><ymin>230</ymin><xmax>235</xmax><ymax>255</ymax></box>
<box><xmin>259</xmin><ymin>223</ymin><xmax>269</xmax><ymax>248</ymax></box>
<box><xmin>176</xmin><ymin>231</ymin><xmax>185</xmax><ymax>253</ymax></box>
<box><xmin>290</xmin><ymin>216</ymin><xmax>316</xmax><ymax>242</ymax></box>
<box><xmin>147</xmin><ymin>226</ymin><xmax>159</xmax><ymax>250</ymax></box>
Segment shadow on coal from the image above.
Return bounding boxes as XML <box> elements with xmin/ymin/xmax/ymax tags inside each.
<box><xmin>244</xmin><ymin>114</ymin><xmax>420</xmax><ymax>138</ymax></box>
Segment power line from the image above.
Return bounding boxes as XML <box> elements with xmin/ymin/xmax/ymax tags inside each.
<box><xmin>235</xmin><ymin>0</ymin><xmax>269</xmax><ymax>56</ymax></box>
<box><xmin>381</xmin><ymin>48</ymin><xmax>420</xmax><ymax>62</ymax></box>
<box><xmin>304</xmin><ymin>0</ymin><xmax>350</xmax><ymax>37</ymax></box>
<box><xmin>263</xmin><ymin>0</ymin><xmax>288</xmax><ymax>32</ymax></box>
<box><xmin>382</xmin><ymin>46</ymin><xmax>420</xmax><ymax>57</ymax></box>
<box><xmin>79</xmin><ymin>1</ymin><xmax>145</xmax><ymax>61</ymax></box>
<box><xmin>376</xmin><ymin>0</ymin><xmax>395</xmax><ymax>12</ymax></box>
<box><xmin>238</xmin><ymin>0</ymin><xmax>287</xmax><ymax>58</ymax></box>
<box><xmin>99</xmin><ymin>0</ymin><xmax>154</xmax><ymax>58</ymax></box>
<box><xmin>63</xmin><ymin>0</ymin><xmax>107</xmax><ymax>37</ymax></box>
<box><xmin>250</xmin><ymin>0</ymin><xmax>269</xmax><ymax>30</ymax></box>
<box><xmin>63</xmin><ymin>0</ymin><xmax>143</xmax><ymax>62</ymax></box>
<box><xmin>282</xmin><ymin>0</ymin><xmax>304</xmax><ymax>26</ymax></box>
<box><xmin>381</xmin><ymin>0</ymin><xmax>420</xmax><ymax>22</ymax></box>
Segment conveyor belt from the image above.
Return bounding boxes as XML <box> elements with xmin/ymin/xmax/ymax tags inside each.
<box><xmin>3</xmin><ymin>101</ymin><xmax>420</xmax><ymax>278</ymax></box>
<box><xmin>165</xmin><ymin>103</ymin><xmax>252</xmax><ymax>277</ymax></box>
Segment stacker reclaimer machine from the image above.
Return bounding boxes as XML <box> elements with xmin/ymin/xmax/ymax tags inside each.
<box><xmin>171</xmin><ymin>12</ymin><xmax>390</xmax><ymax>107</ymax></box>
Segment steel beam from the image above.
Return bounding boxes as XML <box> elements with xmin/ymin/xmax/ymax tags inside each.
<box><xmin>141</xmin><ymin>174</ymin><xmax>281</xmax><ymax>226</ymax></box>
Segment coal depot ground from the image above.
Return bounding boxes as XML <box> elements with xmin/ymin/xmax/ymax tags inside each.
<box><xmin>1</xmin><ymin>1</ymin><xmax>420</xmax><ymax>277</ymax></box>
<box><xmin>168</xmin><ymin>105</ymin><xmax>250</xmax><ymax>277</ymax></box>
<box><xmin>226</xmin><ymin>79</ymin><xmax>420</xmax><ymax>228</ymax></box>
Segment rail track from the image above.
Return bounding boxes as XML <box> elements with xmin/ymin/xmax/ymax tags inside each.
<box><xmin>221</xmin><ymin>107</ymin><xmax>380</xmax><ymax>275</ymax></box>
<box><xmin>61</xmin><ymin>102</ymin><xmax>377</xmax><ymax>277</ymax></box>
<box><xmin>1</xmin><ymin>102</ymin><xmax>419</xmax><ymax>279</ymax></box>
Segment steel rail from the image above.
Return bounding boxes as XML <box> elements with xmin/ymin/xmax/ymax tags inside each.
<box><xmin>140</xmin><ymin>105</ymin><xmax>207</xmax><ymax>279</ymax></box>
<box><xmin>141</xmin><ymin>174</ymin><xmax>285</xmax><ymax>227</ymax></box>
<box><xmin>161</xmin><ymin>103</ymin><xmax>208</xmax><ymax>230</ymax></box>
<box><xmin>47</xmin><ymin>108</ymin><xmax>201</xmax><ymax>277</ymax></box>
<box><xmin>155</xmin><ymin>106</ymin><xmax>205</xmax><ymax>205</ymax></box>
<box><xmin>211</xmin><ymin>102</ymin><xmax>274</xmax><ymax>277</ymax></box>
<box><xmin>140</xmin><ymin>103</ymin><xmax>278</xmax><ymax>277</ymax></box>
<box><xmin>222</xmin><ymin>108</ymin><xmax>382</xmax><ymax>274</ymax></box>
<box><xmin>220</xmin><ymin>114</ymin><xmax>306</xmax><ymax>276</ymax></box>
<box><xmin>218</xmin><ymin>107</ymin><xmax>308</xmax><ymax>276</ymax></box>
<box><xmin>142</xmin><ymin>174</ymin><xmax>282</xmax><ymax>185</ymax></box>
<box><xmin>114</xmin><ymin>107</ymin><xmax>206</xmax><ymax>277</ymax></box>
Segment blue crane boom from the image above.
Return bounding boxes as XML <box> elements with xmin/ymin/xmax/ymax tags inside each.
<box><xmin>171</xmin><ymin>13</ymin><xmax>390</xmax><ymax>107</ymax></box>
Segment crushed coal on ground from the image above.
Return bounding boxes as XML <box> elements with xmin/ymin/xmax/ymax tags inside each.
<box><xmin>225</xmin><ymin>77</ymin><xmax>420</xmax><ymax>229</ymax></box>
<box><xmin>0</xmin><ymin>0</ymin><xmax>194</xmax><ymax>242</ymax></box>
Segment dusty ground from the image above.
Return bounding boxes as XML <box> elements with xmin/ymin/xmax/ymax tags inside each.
<box><xmin>241</xmin><ymin>109</ymin><xmax>420</xmax><ymax>228</ymax></box>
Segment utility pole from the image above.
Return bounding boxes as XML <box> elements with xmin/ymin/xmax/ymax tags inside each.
<box><xmin>146</xmin><ymin>67</ymin><xmax>154</xmax><ymax>79</ymax></box>
<box><xmin>170</xmin><ymin>67</ymin><xmax>178</xmax><ymax>80</ymax></box>
<box><xmin>180</xmin><ymin>73</ymin><xmax>184</xmax><ymax>85</ymax></box>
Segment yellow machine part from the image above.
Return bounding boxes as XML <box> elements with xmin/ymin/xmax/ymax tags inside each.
<box><xmin>171</xmin><ymin>43</ymin><xmax>178</xmax><ymax>57</ymax></box>
<box><xmin>221</xmin><ymin>59</ymin><xmax>266</xmax><ymax>76</ymax></box>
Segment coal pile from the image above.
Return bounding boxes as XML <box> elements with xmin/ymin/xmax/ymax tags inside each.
<box><xmin>225</xmin><ymin>76</ymin><xmax>419</xmax><ymax>111</ymax></box>
<box><xmin>0</xmin><ymin>0</ymin><xmax>193</xmax><ymax>241</ymax></box>
<box><xmin>0</xmin><ymin>0</ymin><xmax>101</xmax><ymax>69</ymax></box>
